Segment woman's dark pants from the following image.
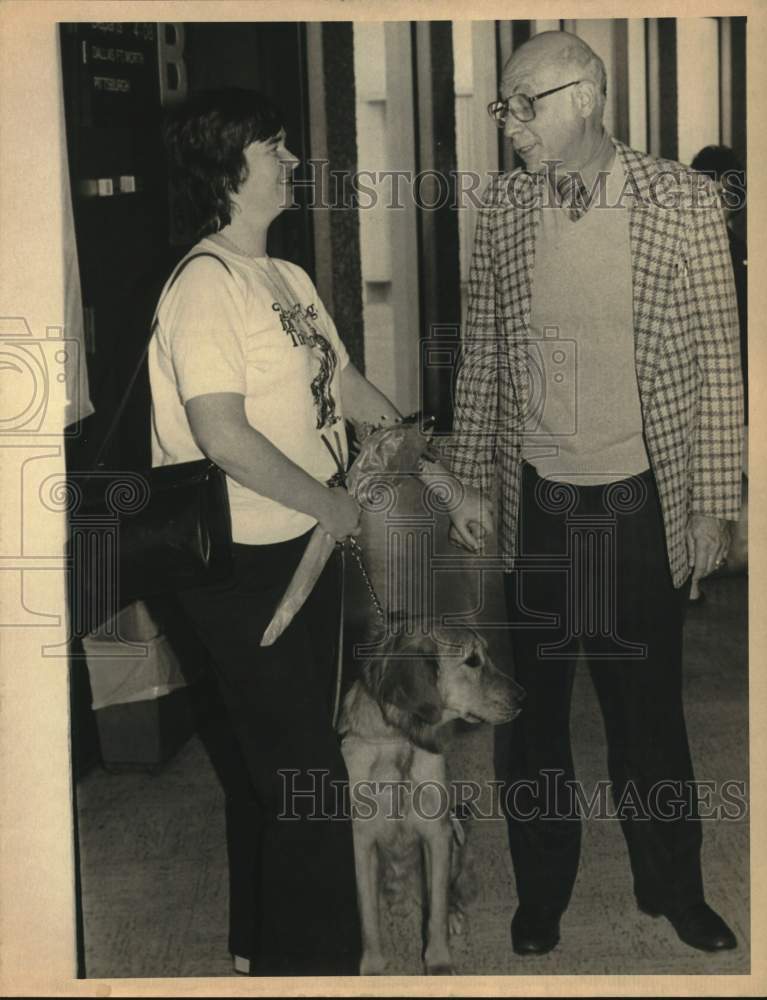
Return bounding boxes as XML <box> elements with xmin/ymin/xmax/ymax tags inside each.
<box><xmin>177</xmin><ymin>532</ymin><xmax>361</xmax><ymax>976</ymax></box>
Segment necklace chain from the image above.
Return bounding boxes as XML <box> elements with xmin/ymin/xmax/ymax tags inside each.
<box><xmin>212</xmin><ymin>234</ymin><xmax>294</xmax><ymax>323</ymax></box>
<box><xmin>211</xmin><ymin>230</ymin><xmax>265</xmax><ymax>259</ymax></box>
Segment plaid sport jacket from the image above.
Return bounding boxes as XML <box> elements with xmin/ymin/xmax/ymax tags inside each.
<box><xmin>448</xmin><ymin>139</ymin><xmax>744</xmax><ymax>588</ymax></box>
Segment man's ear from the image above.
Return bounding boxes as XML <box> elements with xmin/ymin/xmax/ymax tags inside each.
<box><xmin>574</xmin><ymin>79</ymin><xmax>598</xmax><ymax>118</ymax></box>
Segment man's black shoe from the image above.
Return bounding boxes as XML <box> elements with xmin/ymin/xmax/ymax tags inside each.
<box><xmin>638</xmin><ymin>900</ymin><xmax>737</xmax><ymax>951</ymax></box>
<box><xmin>511</xmin><ymin>904</ymin><xmax>562</xmax><ymax>955</ymax></box>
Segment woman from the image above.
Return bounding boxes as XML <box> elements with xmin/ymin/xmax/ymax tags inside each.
<box><xmin>148</xmin><ymin>88</ymin><xmax>411</xmax><ymax>976</ymax></box>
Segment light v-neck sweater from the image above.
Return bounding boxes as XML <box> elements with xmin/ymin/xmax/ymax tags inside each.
<box><xmin>521</xmin><ymin>154</ymin><xmax>650</xmax><ymax>484</ymax></box>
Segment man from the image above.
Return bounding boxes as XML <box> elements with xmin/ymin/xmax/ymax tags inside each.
<box><xmin>447</xmin><ymin>31</ymin><xmax>743</xmax><ymax>956</ymax></box>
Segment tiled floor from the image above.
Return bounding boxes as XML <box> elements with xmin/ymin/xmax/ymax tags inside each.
<box><xmin>76</xmin><ymin>574</ymin><xmax>749</xmax><ymax>979</ymax></box>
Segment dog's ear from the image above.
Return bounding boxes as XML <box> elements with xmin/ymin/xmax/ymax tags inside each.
<box><xmin>378</xmin><ymin>644</ymin><xmax>442</xmax><ymax>725</ymax></box>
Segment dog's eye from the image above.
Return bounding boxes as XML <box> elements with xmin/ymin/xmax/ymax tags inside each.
<box><xmin>464</xmin><ymin>652</ymin><xmax>481</xmax><ymax>669</ymax></box>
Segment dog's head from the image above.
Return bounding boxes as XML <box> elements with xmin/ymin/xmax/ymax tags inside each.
<box><xmin>362</xmin><ymin>623</ymin><xmax>524</xmax><ymax>751</ymax></box>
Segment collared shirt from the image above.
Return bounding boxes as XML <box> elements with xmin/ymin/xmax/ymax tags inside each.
<box><xmin>549</xmin><ymin>128</ymin><xmax>616</xmax><ymax>214</ymax></box>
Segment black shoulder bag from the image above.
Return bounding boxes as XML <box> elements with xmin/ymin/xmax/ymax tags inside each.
<box><xmin>69</xmin><ymin>253</ymin><xmax>234</xmax><ymax>636</ymax></box>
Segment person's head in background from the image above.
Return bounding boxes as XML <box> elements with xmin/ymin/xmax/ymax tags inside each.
<box><xmin>163</xmin><ymin>88</ymin><xmax>299</xmax><ymax>241</ymax></box>
<box><xmin>691</xmin><ymin>145</ymin><xmax>746</xmax><ymax>233</ymax></box>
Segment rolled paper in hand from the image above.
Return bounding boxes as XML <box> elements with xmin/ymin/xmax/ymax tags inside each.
<box><xmin>347</xmin><ymin>417</ymin><xmax>435</xmax><ymax>503</ymax></box>
<box><xmin>260</xmin><ymin>415</ymin><xmax>436</xmax><ymax>646</ymax></box>
<box><xmin>260</xmin><ymin>527</ymin><xmax>336</xmax><ymax>646</ymax></box>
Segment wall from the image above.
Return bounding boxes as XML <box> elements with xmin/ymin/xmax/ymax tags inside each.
<box><xmin>0</xmin><ymin>14</ymin><xmax>79</xmax><ymax>989</ymax></box>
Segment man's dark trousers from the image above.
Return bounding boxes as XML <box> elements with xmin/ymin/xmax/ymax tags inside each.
<box><xmin>495</xmin><ymin>460</ymin><xmax>703</xmax><ymax>916</ymax></box>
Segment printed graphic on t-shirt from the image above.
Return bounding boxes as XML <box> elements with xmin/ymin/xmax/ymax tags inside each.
<box><xmin>271</xmin><ymin>299</ymin><xmax>341</xmax><ymax>430</ymax></box>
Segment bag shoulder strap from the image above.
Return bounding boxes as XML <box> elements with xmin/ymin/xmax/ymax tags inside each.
<box><xmin>157</xmin><ymin>250</ymin><xmax>233</xmax><ymax>315</ymax></box>
<box><xmin>91</xmin><ymin>251</ymin><xmax>232</xmax><ymax>470</ymax></box>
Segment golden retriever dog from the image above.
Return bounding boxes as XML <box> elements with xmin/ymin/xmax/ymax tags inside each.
<box><xmin>338</xmin><ymin>623</ymin><xmax>524</xmax><ymax>976</ymax></box>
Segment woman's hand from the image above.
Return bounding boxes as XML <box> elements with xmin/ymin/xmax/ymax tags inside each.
<box><xmin>186</xmin><ymin>394</ymin><xmax>362</xmax><ymax>535</ymax></box>
<box><xmin>318</xmin><ymin>486</ymin><xmax>362</xmax><ymax>542</ymax></box>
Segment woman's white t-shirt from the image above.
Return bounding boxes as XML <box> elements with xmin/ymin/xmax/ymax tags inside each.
<box><xmin>148</xmin><ymin>238</ymin><xmax>349</xmax><ymax>544</ymax></box>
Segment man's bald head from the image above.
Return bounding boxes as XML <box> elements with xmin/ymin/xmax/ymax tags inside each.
<box><xmin>503</xmin><ymin>31</ymin><xmax>607</xmax><ymax>118</ymax></box>
<box><xmin>497</xmin><ymin>30</ymin><xmax>609</xmax><ymax>174</ymax></box>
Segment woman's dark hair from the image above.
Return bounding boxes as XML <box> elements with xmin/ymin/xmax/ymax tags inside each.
<box><xmin>164</xmin><ymin>88</ymin><xmax>285</xmax><ymax>238</ymax></box>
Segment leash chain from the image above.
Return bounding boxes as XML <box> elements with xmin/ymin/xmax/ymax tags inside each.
<box><xmin>321</xmin><ymin>432</ymin><xmax>386</xmax><ymax>629</ymax></box>
<box><xmin>345</xmin><ymin>536</ymin><xmax>386</xmax><ymax>627</ymax></box>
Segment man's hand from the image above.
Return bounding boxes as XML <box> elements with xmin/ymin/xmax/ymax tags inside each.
<box><xmin>448</xmin><ymin>485</ymin><xmax>494</xmax><ymax>553</ymax></box>
<box><xmin>686</xmin><ymin>513</ymin><xmax>732</xmax><ymax>588</ymax></box>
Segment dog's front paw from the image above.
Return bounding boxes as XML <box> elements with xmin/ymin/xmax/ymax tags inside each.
<box><xmin>424</xmin><ymin>943</ymin><xmax>454</xmax><ymax>975</ymax></box>
<box><xmin>360</xmin><ymin>952</ymin><xmax>388</xmax><ymax>976</ymax></box>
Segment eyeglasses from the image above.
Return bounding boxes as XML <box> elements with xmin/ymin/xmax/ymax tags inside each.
<box><xmin>487</xmin><ymin>79</ymin><xmax>586</xmax><ymax>127</ymax></box>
